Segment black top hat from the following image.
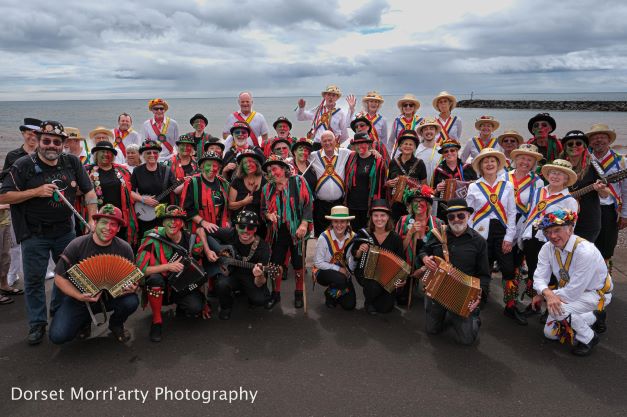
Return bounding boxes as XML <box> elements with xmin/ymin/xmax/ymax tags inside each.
<box><xmin>189</xmin><ymin>113</ymin><xmax>208</xmax><ymax>126</ymax></box>
<box><xmin>445</xmin><ymin>199</ymin><xmax>474</xmax><ymax>214</ymax></box>
<box><xmin>230</xmin><ymin>121</ymin><xmax>251</xmax><ymax>135</ymax></box>
<box><xmin>561</xmin><ymin>130</ymin><xmax>589</xmax><ymax>147</ymax></box>
<box><xmin>236</xmin><ymin>148</ymin><xmax>264</xmax><ymax>165</ymax></box>
<box><xmin>396</xmin><ymin>130</ymin><xmax>420</xmax><ymax>147</ymax></box>
<box><xmin>528</xmin><ymin>113</ymin><xmax>556</xmax><ymax>134</ymax></box>
<box><xmin>291</xmin><ymin>137</ymin><xmax>314</xmax><ymax>152</ymax></box>
<box><xmin>273</xmin><ymin>116</ymin><xmax>293</xmax><ymax>130</ymax></box>
<box><xmin>38</xmin><ymin>120</ymin><xmax>68</xmax><ymax>138</ymax></box>
<box><xmin>198</xmin><ymin>151</ymin><xmax>223</xmax><ymax>165</ymax></box>
<box><xmin>351</xmin><ymin>132</ymin><xmax>373</xmax><ymax>145</ymax></box>
<box><xmin>350</xmin><ymin>115</ymin><xmax>372</xmax><ymax>133</ymax></box>
<box><xmin>369</xmin><ymin>199</ymin><xmax>391</xmax><ymax>214</ymax></box>
<box><xmin>235</xmin><ymin>210</ymin><xmax>259</xmax><ymax>226</ymax></box>
<box><xmin>176</xmin><ymin>133</ymin><xmax>196</xmax><ymax>146</ymax></box>
<box><xmin>19</xmin><ymin>118</ymin><xmax>42</xmax><ymax>132</ymax></box>
<box><xmin>270</xmin><ymin>137</ymin><xmax>292</xmax><ymax>150</ymax></box>
<box><xmin>262</xmin><ymin>154</ymin><xmax>291</xmax><ymax>173</ymax></box>
<box><xmin>139</xmin><ymin>139</ymin><xmax>163</xmax><ymax>153</ymax></box>
<box><xmin>91</xmin><ymin>140</ymin><xmax>118</xmax><ymax>156</ymax></box>
<box><xmin>203</xmin><ymin>136</ymin><xmax>225</xmax><ymax>152</ymax></box>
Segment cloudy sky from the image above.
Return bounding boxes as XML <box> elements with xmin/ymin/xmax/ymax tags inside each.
<box><xmin>1</xmin><ymin>0</ymin><xmax>626</xmax><ymax>100</ymax></box>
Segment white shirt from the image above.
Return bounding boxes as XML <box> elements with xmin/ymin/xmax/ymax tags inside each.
<box><xmin>466</xmin><ymin>177</ymin><xmax>517</xmax><ymax>242</ymax></box>
<box><xmin>308</xmin><ymin>148</ymin><xmax>352</xmax><ymax>201</ymax></box>
<box><xmin>296</xmin><ymin>106</ymin><xmax>350</xmax><ymax>144</ymax></box>
<box><xmin>503</xmin><ymin>171</ymin><xmax>545</xmax><ymax>236</ymax></box>
<box><xmin>460</xmin><ymin>137</ymin><xmax>503</xmax><ymax>164</ymax></box>
<box><xmin>436</xmin><ymin>115</ymin><xmax>463</xmax><ymax>142</ymax></box>
<box><xmin>591</xmin><ymin>149</ymin><xmax>627</xmax><ymax>216</ymax></box>
<box><xmin>111</xmin><ymin>129</ymin><xmax>142</xmax><ymax>165</ymax></box>
<box><xmin>314</xmin><ymin>229</ymin><xmax>356</xmax><ymax>272</ymax></box>
<box><xmin>414</xmin><ymin>142</ymin><xmax>441</xmax><ymax>186</ymax></box>
<box><xmin>141</xmin><ymin>118</ymin><xmax>180</xmax><ymax>162</ymax></box>
<box><xmin>222</xmin><ymin>111</ymin><xmax>269</xmax><ymax>147</ymax></box>
<box><xmin>533</xmin><ymin>234</ymin><xmax>612</xmax><ymax>303</ymax></box>
<box><xmin>521</xmin><ymin>186</ymin><xmax>580</xmax><ymax>241</ymax></box>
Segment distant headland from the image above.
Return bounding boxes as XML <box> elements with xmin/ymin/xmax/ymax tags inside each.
<box><xmin>457</xmin><ymin>100</ymin><xmax>627</xmax><ymax>112</ymax></box>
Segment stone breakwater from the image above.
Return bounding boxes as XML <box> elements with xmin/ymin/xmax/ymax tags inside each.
<box><xmin>457</xmin><ymin>100</ymin><xmax>627</xmax><ymax>112</ymax></box>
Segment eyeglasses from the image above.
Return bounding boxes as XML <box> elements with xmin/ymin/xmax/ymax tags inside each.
<box><xmin>447</xmin><ymin>213</ymin><xmax>467</xmax><ymax>221</ymax></box>
<box><xmin>41</xmin><ymin>138</ymin><xmax>63</xmax><ymax>146</ymax></box>
<box><xmin>152</xmin><ymin>107</ymin><xmax>165</xmax><ymax>111</ymax></box>
<box><xmin>233</xmin><ymin>129</ymin><xmax>247</xmax><ymax>135</ymax></box>
<box><xmin>402</xmin><ymin>103</ymin><xmax>415</xmax><ymax>108</ymax></box>
<box><xmin>236</xmin><ymin>225</ymin><xmax>257</xmax><ymax>232</ymax></box>
<box><xmin>566</xmin><ymin>140</ymin><xmax>585</xmax><ymax>147</ymax></box>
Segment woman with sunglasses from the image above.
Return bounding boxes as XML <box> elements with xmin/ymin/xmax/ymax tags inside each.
<box><xmin>261</xmin><ymin>155</ymin><xmax>313</xmax><ymax>309</ymax></box>
<box><xmin>389</xmin><ymin>94</ymin><xmax>422</xmax><ymax>154</ymax></box>
<box><xmin>466</xmin><ymin>148</ymin><xmax>521</xmax><ymax>323</ymax></box>
<box><xmin>432</xmin><ymin>138</ymin><xmax>477</xmax><ymax>220</ymax></box>
<box><xmin>498</xmin><ymin>130</ymin><xmax>525</xmax><ymax>170</ymax></box>
<box><xmin>131</xmin><ymin>139</ymin><xmax>177</xmax><ymax>241</ymax></box>
<box><xmin>350</xmin><ymin>114</ymin><xmax>389</xmax><ymax>164</ymax></box>
<box><xmin>222</xmin><ymin>121</ymin><xmax>265</xmax><ymax>181</ymax></box>
<box><xmin>351</xmin><ymin>199</ymin><xmax>405</xmax><ymax>315</ymax></box>
<box><xmin>83</xmin><ymin>141</ymin><xmax>138</xmax><ymax>246</ymax></box>
<box><xmin>559</xmin><ymin>130</ymin><xmax>609</xmax><ymax>242</ymax></box>
<box><xmin>314</xmin><ymin>206</ymin><xmax>357</xmax><ymax>309</ymax></box>
<box><xmin>519</xmin><ymin>159</ymin><xmax>579</xmax><ymax>304</ymax></box>
<box><xmin>228</xmin><ymin>149</ymin><xmax>267</xmax><ymax>239</ymax></box>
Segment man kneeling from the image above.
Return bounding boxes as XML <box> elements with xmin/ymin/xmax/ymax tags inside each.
<box><xmin>49</xmin><ymin>205</ymin><xmax>139</xmax><ymax>344</ymax></box>
<box><xmin>532</xmin><ymin>210</ymin><xmax>612</xmax><ymax>356</ymax></box>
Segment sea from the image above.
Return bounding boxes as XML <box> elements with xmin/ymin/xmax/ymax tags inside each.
<box><xmin>2</xmin><ymin>92</ymin><xmax>627</xmax><ymax>160</ymax></box>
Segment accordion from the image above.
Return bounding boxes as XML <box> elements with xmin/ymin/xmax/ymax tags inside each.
<box><xmin>443</xmin><ymin>179</ymin><xmax>471</xmax><ymax>201</ymax></box>
<box><xmin>167</xmin><ymin>252</ymin><xmax>206</xmax><ymax>294</ymax></box>
<box><xmin>358</xmin><ymin>245</ymin><xmax>411</xmax><ymax>293</ymax></box>
<box><xmin>391</xmin><ymin>175</ymin><xmax>420</xmax><ymax>203</ymax></box>
<box><xmin>422</xmin><ymin>256</ymin><xmax>481</xmax><ymax>318</ymax></box>
<box><xmin>67</xmin><ymin>254</ymin><xmax>143</xmax><ymax>298</ymax></box>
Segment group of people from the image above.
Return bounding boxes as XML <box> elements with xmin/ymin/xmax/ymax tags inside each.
<box><xmin>0</xmin><ymin>87</ymin><xmax>620</xmax><ymax>357</ymax></box>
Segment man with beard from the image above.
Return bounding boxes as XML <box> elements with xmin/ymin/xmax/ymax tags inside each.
<box><xmin>419</xmin><ymin>199</ymin><xmax>489</xmax><ymax>345</ymax></box>
<box><xmin>112</xmin><ymin>113</ymin><xmax>142</xmax><ymax>165</ymax></box>
<box><xmin>223</xmin><ymin>92</ymin><xmax>269</xmax><ymax>149</ymax></box>
<box><xmin>0</xmin><ymin>121</ymin><xmax>97</xmax><ymax>345</ymax></box>
<box><xmin>48</xmin><ymin>204</ymin><xmax>139</xmax><ymax>344</ymax></box>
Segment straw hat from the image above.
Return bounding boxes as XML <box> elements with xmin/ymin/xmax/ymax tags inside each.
<box><xmin>497</xmin><ymin>129</ymin><xmax>524</xmax><ymax>146</ymax></box>
<box><xmin>471</xmin><ymin>147</ymin><xmax>507</xmax><ymax>174</ymax></box>
<box><xmin>541</xmin><ymin>159</ymin><xmax>577</xmax><ymax>187</ymax></box>
<box><xmin>474</xmin><ymin>115</ymin><xmax>500</xmax><ymax>131</ymax></box>
<box><xmin>585</xmin><ymin>123</ymin><xmax>616</xmax><ymax>144</ymax></box>
<box><xmin>396</xmin><ymin>94</ymin><xmax>421</xmax><ymax>110</ymax></box>
<box><xmin>432</xmin><ymin>91</ymin><xmax>457</xmax><ymax>111</ymax></box>
<box><xmin>510</xmin><ymin>143</ymin><xmax>543</xmax><ymax>161</ymax></box>
<box><xmin>362</xmin><ymin>91</ymin><xmax>384</xmax><ymax>103</ymax></box>
<box><xmin>65</xmin><ymin>127</ymin><xmax>84</xmax><ymax>140</ymax></box>
<box><xmin>89</xmin><ymin>126</ymin><xmax>112</xmax><ymax>140</ymax></box>
<box><xmin>417</xmin><ymin>117</ymin><xmax>442</xmax><ymax>136</ymax></box>
<box><xmin>321</xmin><ymin>84</ymin><xmax>342</xmax><ymax>97</ymax></box>
<box><xmin>148</xmin><ymin>98</ymin><xmax>169</xmax><ymax>111</ymax></box>
<box><xmin>325</xmin><ymin>205</ymin><xmax>355</xmax><ymax>220</ymax></box>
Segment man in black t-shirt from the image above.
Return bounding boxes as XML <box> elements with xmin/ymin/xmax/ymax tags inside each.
<box><xmin>1</xmin><ymin>117</ymin><xmax>40</xmax><ymax>182</ymax></box>
<box><xmin>207</xmin><ymin>211</ymin><xmax>271</xmax><ymax>320</ymax></box>
<box><xmin>49</xmin><ymin>204</ymin><xmax>139</xmax><ymax>344</ymax></box>
<box><xmin>0</xmin><ymin>121</ymin><xmax>98</xmax><ymax>345</ymax></box>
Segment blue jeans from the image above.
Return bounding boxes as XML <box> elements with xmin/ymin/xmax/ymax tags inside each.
<box><xmin>21</xmin><ymin>231</ymin><xmax>75</xmax><ymax>327</ymax></box>
<box><xmin>49</xmin><ymin>293</ymin><xmax>139</xmax><ymax>344</ymax></box>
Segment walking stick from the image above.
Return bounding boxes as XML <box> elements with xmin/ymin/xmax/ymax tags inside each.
<box><xmin>407</xmin><ymin>275</ymin><xmax>414</xmax><ymax>310</ymax></box>
<box><xmin>54</xmin><ymin>189</ymin><xmax>91</xmax><ymax>232</ymax></box>
<box><xmin>302</xmin><ymin>237</ymin><xmax>308</xmax><ymax>314</ymax></box>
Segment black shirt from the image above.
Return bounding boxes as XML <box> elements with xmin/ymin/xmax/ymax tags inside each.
<box><xmin>388</xmin><ymin>155</ymin><xmax>427</xmax><ymax>182</ymax></box>
<box><xmin>418</xmin><ymin>226</ymin><xmax>490</xmax><ymax>289</ymax></box>
<box><xmin>131</xmin><ymin>163</ymin><xmax>175</xmax><ymax>202</ymax></box>
<box><xmin>230</xmin><ymin>176</ymin><xmax>266</xmax><ymax>217</ymax></box>
<box><xmin>55</xmin><ymin>235</ymin><xmax>135</xmax><ymax>279</ymax></box>
<box><xmin>1</xmin><ymin>146</ymin><xmax>29</xmax><ymax>182</ymax></box>
<box><xmin>352</xmin><ymin>228</ymin><xmax>405</xmax><ymax>259</ymax></box>
<box><xmin>347</xmin><ymin>154</ymin><xmax>375</xmax><ymax>210</ymax></box>
<box><xmin>0</xmin><ymin>153</ymin><xmax>93</xmax><ymax>242</ymax></box>
<box><xmin>209</xmin><ymin>227</ymin><xmax>270</xmax><ymax>279</ymax></box>
<box><xmin>572</xmin><ymin>166</ymin><xmax>601</xmax><ymax>241</ymax></box>
<box><xmin>94</xmin><ymin>167</ymin><xmax>122</xmax><ymax>209</ymax></box>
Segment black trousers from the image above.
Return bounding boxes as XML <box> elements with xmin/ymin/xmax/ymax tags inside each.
<box><xmin>270</xmin><ymin>224</ymin><xmax>303</xmax><ymax>269</ymax></box>
<box><xmin>486</xmin><ymin>219</ymin><xmax>514</xmax><ymax>283</ymax></box>
<box><xmin>349</xmin><ymin>209</ymin><xmax>369</xmax><ymax>232</ymax></box>
<box><xmin>595</xmin><ymin>205</ymin><xmax>619</xmax><ymax>259</ymax></box>
<box><xmin>315</xmin><ymin>269</ymin><xmax>356</xmax><ymax>310</ymax></box>
<box><xmin>425</xmin><ymin>297</ymin><xmax>479</xmax><ymax>346</ymax></box>
<box><xmin>522</xmin><ymin>236</ymin><xmax>544</xmax><ymax>284</ymax></box>
<box><xmin>144</xmin><ymin>274</ymin><xmax>205</xmax><ymax>316</ymax></box>
<box><xmin>358</xmin><ymin>278</ymin><xmax>395</xmax><ymax>313</ymax></box>
<box><xmin>313</xmin><ymin>198</ymin><xmax>343</xmax><ymax>236</ymax></box>
<box><xmin>214</xmin><ymin>273</ymin><xmax>270</xmax><ymax>310</ymax></box>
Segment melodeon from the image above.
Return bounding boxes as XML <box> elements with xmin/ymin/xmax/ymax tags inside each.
<box><xmin>167</xmin><ymin>252</ymin><xmax>206</xmax><ymax>294</ymax></box>
<box><xmin>422</xmin><ymin>256</ymin><xmax>481</xmax><ymax>318</ymax></box>
<box><xmin>443</xmin><ymin>179</ymin><xmax>471</xmax><ymax>201</ymax></box>
<box><xmin>358</xmin><ymin>245</ymin><xmax>411</xmax><ymax>293</ymax></box>
<box><xmin>67</xmin><ymin>254</ymin><xmax>143</xmax><ymax>298</ymax></box>
<box><xmin>391</xmin><ymin>175</ymin><xmax>420</xmax><ymax>203</ymax></box>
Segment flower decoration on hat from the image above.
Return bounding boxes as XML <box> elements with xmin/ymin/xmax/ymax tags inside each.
<box><xmin>403</xmin><ymin>184</ymin><xmax>434</xmax><ymax>205</ymax></box>
<box><xmin>534</xmin><ymin>209</ymin><xmax>578</xmax><ymax>230</ymax></box>
<box><xmin>148</xmin><ymin>98</ymin><xmax>168</xmax><ymax>111</ymax></box>
<box><xmin>155</xmin><ymin>203</ymin><xmax>187</xmax><ymax>220</ymax></box>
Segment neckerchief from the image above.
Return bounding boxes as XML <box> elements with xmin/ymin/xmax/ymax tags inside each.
<box><xmin>472</xmin><ymin>180</ymin><xmax>508</xmax><ymax>227</ymax></box>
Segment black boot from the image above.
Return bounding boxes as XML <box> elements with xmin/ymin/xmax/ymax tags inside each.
<box><xmin>571</xmin><ymin>334</ymin><xmax>599</xmax><ymax>357</ymax></box>
<box><xmin>219</xmin><ymin>308</ymin><xmax>232</xmax><ymax>320</ymax></box>
<box><xmin>265</xmin><ymin>291</ymin><xmax>281</xmax><ymax>310</ymax></box>
<box><xmin>592</xmin><ymin>310</ymin><xmax>607</xmax><ymax>334</ymax></box>
<box><xmin>503</xmin><ymin>306</ymin><xmax>528</xmax><ymax>326</ymax></box>
<box><xmin>150</xmin><ymin>323</ymin><xmax>162</xmax><ymax>342</ymax></box>
<box><xmin>27</xmin><ymin>324</ymin><xmax>46</xmax><ymax>346</ymax></box>
<box><xmin>294</xmin><ymin>291</ymin><xmax>304</xmax><ymax>309</ymax></box>
<box><xmin>324</xmin><ymin>288</ymin><xmax>337</xmax><ymax>308</ymax></box>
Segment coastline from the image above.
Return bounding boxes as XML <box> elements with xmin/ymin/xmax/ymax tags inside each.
<box><xmin>457</xmin><ymin>99</ymin><xmax>627</xmax><ymax>112</ymax></box>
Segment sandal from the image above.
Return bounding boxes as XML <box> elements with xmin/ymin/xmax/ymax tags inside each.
<box><xmin>0</xmin><ymin>288</ymin><xmax>23</xmax><ymax>296</ymax></box>
<box><xmin>0</xmin><ymin>295</ymin><xmax>14</xmax><ymax>305</ymax></box>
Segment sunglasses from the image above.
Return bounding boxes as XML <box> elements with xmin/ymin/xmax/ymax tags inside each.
<box><xmin>447</xmin><ymin>213</ymin><xmax>467</xmax><ymax>221</ymax></box>
<box><xmin>41</xmin><ymin>138</ymin><xmax>63</xmax><ymax>146</ymax></box>
<box><xmin>152</xmin><ymin>107</ymin><xmax>165</xmax><ymax>111</ymax></box>
<box><xmin>566</xmin><ymin>140</ymin><xmax>585</xmax><ymax>147</ymax></box>
<box><xmin>233</xmin><ymin>129</ymin><xmax>247</xmax><ymax>135</ymax></box>
<box><xmin>402</xmin><ymin>103</ymin><xmax>415</xmax><ymax>108</ymax></box>
<box><xmin>236</xmin><ymin>225</ymin><xmax>257</xmax><ymax>232</ymax></box>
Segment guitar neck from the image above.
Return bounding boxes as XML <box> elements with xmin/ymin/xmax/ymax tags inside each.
<box><xmin>155</xmin><ymin>179</ymin><xmax>184</xmax><ymax>201</ymax></box>
<box><xmin>570</xmin><ymin>184</ymin><xmax>595</xmax><ymax>199</ymax></box>
<box><xmin>223</xmin><ymin>257</ymin><xmax>256</xmax><ymax>270</ymax></box>
<box><xmin>569</xmin><ymin>168</ymin><xmax>627</xmax><ymax>199</ymax></box>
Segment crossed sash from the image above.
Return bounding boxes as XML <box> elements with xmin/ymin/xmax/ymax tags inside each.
<box><xmin>315</xmin><ymin>154</ymin><xmax>345</xmax><ymax>195</ymax></box>
<box><xmin>472</xmin><ymin>136</ymin><xmax>497</xmax><ymax>153</ymax></box>
<box><xmin>437</xmin><ymin>116</ymin><xmax>457</xmax><ymax>142</ymax></box>
<box><xmin>472</xmin><ymin>181</ymin><xmax>508</xmax><ymax>227</ymax></box>
<box><xmin>151</xmin><ymin>117</ymin><xmax>172</xmax><ymax>153</ymax></box>
<box><xmin>506</xmin><ymin>172</ymin><xmax>535</xmax><ymax>215</ymax></box>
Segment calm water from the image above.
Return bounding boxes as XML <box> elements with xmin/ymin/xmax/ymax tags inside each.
<box><xmin>2</xmin><ymin>93</ymin><xmax>627</xmax><ymax>160</ymax></box>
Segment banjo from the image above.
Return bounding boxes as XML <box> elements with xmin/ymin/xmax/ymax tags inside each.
<box><xmin>134</xmin><ymin>179</ymin><xmax>185</xmax><ymax>221</ymax></box>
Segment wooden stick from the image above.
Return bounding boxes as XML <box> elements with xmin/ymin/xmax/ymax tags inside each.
<box><xmin>407</xmin><ymin>275</ymin><xmax>414</xmax><ymax>310</ymax></box>
<box><xmin>302</xmin><ymin>237</ymin><xmax>308</xmax><ymax>314</ymax></box>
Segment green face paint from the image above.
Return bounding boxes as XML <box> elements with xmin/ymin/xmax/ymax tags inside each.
<box><xmin>94</xmin><ymin>218</ymin><xmax>117</xmax><ymax>242</ymax></box>
<box><xmin>202</xmin><ymin>160</ymin><xmax>216</xmax><ymax>177</ymax></box>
